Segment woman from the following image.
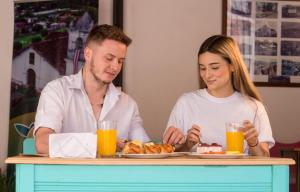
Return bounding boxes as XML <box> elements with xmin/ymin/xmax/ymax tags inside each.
<box><xmin>163</xmin><ymin>35</ymin><xmax>274</xmax><ymax>156</ymax></box>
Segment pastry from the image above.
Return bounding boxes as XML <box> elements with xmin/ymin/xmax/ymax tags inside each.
<box><xmin>159</xmin><ymin>144</ymin><xmax>175</xmax><ymax>153</ymax></box>
<box><xmin>123</xmin><ymin>141</ymin><xmax>144</xmax><ymax>154</ymax></box>
<box><xmin>144</xmin><ymin>144</ymin><xmax>161</xmax><ymax>154</ymax></box>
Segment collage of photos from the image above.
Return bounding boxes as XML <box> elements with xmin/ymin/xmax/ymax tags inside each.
<box><xmin>227</xmin><ymin>0</ymin><xmax>300</xmax><ymax>86</ymax></box>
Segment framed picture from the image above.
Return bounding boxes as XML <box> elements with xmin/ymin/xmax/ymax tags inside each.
<box><xmin>223</xmin><ymin>0</ymin><xmax>300</xmax><ymax>87</ymax></box>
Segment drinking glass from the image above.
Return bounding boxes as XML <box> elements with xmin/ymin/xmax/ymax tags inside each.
<box><xmin>226</xmin><ymin>122</ymin><xmax>244</xmax><ymax>153</ymax></box>
<box><xmin>97</xmin><ymin>120</ymin><xmax>117</xmax><ymax>157</ymax></box>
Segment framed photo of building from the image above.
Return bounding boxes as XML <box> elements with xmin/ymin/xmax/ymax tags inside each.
<box><xmin>223</xmin><ymin>0</ymin><xmax>300</xmax><ymax>87</ymax></box>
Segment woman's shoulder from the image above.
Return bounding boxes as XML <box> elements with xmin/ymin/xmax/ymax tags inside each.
<box><xmin>174</xmin><ymin>89</ymin><xmax>205</xmax><ymax>105</ymax></box>
<box><xmin>178</xmin><ymin>89</ymin><xmax>203</xmax><ymax>99</ymax></box>
<box><xmin>241</xmin><ymin>95</ymin><xmax>266</xmax><ymax>111</ymax></box>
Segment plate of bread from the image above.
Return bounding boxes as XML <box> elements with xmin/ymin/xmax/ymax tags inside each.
<box><xmin>121</xmin><ymin>141</ymin><xmax>176</xmax><ymax>158</ymax></box>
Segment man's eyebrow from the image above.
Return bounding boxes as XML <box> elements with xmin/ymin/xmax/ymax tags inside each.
<box><xmin>105</xmin><ymin>53</ymin><xmax>115</xmax><ymax>57</ymax></box>
<box><xmin>106</xmin><ymin>53</ymin><xmax>126</xmax><ymax>60</ymax></box>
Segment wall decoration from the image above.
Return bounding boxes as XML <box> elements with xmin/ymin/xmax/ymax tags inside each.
<box><xmin>223</xmin><ymin>0</ymin><xmax>300</xmax><ymax>87</ymax></box>
<box><xmin>8</xmin><ymin>0</ymin><xmax>99</xmax><ymax>161</ymax></box>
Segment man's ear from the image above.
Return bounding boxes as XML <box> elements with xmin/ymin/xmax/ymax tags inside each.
<box><xmin>84</xmin><ymin>46</ymin><xmax>92</xmax><ymax>62</ymax></box>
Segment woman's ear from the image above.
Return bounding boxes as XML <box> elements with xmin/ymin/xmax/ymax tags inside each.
<box><xmin>229</xmin><ymin>64</ymin><xmax>235</xmax><ymax>72</ymax></box>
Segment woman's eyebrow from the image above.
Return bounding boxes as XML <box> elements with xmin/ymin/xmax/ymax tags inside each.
<box><xmin>209</xmin><ymin>62</ymin><xmax>220</xmax><ymax>65</ymax></box>
<box><xmin>199</xmin><ymin>62</ymin><xmax>220</xmax><ymax>66</ymax></box>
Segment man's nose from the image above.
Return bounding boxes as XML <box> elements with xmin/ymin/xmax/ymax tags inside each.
<box><xmin>110</xmin><ymin>59</ymin><xmax>119</xmax><ymax>71</ymax></box>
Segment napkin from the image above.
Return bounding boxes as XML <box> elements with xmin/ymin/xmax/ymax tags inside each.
<box><xmin>49</xmin><ymin>133</ymin><xmax>97</xmax><ymax>158</ymax></box>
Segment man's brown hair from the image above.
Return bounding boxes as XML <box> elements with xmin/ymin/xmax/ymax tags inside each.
<box><xmin>85</xmin><ymin>24</ymin><xmax>132</xmax><ymax>47</ymax></box>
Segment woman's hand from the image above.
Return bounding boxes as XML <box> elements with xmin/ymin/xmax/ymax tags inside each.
<box><xmin>163</xmin><ymin>126</ymin><xmax>185</xmax><ymax>149</ymax></box>
<box><xmin>242</xmin><ymin>120</ymin><xmax>270</xmax><ymax>156</ymax></box>
<box><xmin>242</xmin><ymin>120</ymin><xmax>259</xmax><ymax>147</ymax></box>
<box><xmin>185</xmin><ymin>124</ymin><xmax>201</xmax><ymax>149</ymax></box>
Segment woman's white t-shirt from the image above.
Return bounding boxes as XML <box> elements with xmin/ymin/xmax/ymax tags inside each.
<box><xmin>167</xmin><ymin>89</ymin><xmax>275</xmax><ymax>152</ymax></box>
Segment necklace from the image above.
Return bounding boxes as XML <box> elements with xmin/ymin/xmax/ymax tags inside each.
<box><xmin>90</xmin><ymin>95</ymin><xmax>106</xmax><ymax>108</ymax></box>
<box><xmin>92</xmin><ymin>103</ymin><xmax>103</xmax><ymax>107</ymax></box>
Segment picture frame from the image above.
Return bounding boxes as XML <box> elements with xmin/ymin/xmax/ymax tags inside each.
<box><xmin>223</xmin><ymin>0</ymin><xmax>300</xmax><ymax>87</ymax></box>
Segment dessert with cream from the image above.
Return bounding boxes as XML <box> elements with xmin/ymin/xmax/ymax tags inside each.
<box><xmin>196</xmin><ymin>143</ymin><xmax>224</xmax><ymax>154</ymax></box>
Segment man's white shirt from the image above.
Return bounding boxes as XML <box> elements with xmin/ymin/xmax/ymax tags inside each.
<box><xmin>34</xmin><ymin>70</ymin><xmax>150</xmax><ymax>142</ymax></box>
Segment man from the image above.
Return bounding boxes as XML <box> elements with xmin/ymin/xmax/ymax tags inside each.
<box><xmin>34</xmin><ymin>24</ymin><xmax>150</xmax><ymax>154</ymax></box>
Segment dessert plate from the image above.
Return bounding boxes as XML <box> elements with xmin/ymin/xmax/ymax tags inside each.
<box><xmin>121</xmin><ymin>153</ymin><xmax>169</xmax><ymax>159</ymax></box>
<box><xmin>189</xmin><ymin>152</ymin><xmax>247</xmax><ymax>159</ymax></box>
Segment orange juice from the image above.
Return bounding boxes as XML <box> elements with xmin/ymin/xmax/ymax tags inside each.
<box><xmin>97</xmin><ymin>129</ymin><xmax>117</xmax><ymax>157</ymax></box>
<box><xmin>226</xmin><ymin>131</ymin><xmax>244</xmax><ymax>153</ymax></box>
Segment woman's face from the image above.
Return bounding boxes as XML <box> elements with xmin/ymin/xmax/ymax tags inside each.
<box><xmin>198</xmin><ymin>52</ymin><xmax>234</xmax><ymax>97</ymax></box>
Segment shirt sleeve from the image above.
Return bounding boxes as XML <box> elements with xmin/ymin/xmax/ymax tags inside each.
<box><xmin>34</xmin><ymin>81</ymin><xmax>64</xmax><ymax>135</ymax></box>
<box><xmin>166</xmin><ymin>95</ymin><xmax>187</xmax><ymax>135</ymax></box>
<box><xmin>128</xmin><ymin>101</ymin><xmax>150</xmax><ymax>142</ymax></box>
<box><xmin>255</xmin><ymin>101</ymin><xmax>275</xmax><ymax>148</ymax></box>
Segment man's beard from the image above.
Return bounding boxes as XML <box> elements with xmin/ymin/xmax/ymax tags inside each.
<box><xmin>90</xmin><ymin>57</ymin><xmax>111</xmax><ymax>85</ymax></box>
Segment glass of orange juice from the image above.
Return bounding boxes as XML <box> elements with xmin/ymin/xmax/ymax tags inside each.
<box><xmin>97</xmin><ymin>120</ymin><xmax>117</xmax><ymax>157</ymax></box>
<box><xmin>226</xmin><ymin>122</ymin><xmax>244</xmax><ymax>154</ymax></box>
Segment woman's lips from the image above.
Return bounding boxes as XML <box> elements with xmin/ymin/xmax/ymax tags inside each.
<box><xmin>206</xmin><ymin>80</ymin><xmax>216</xmax><ymax>85</ymax></box>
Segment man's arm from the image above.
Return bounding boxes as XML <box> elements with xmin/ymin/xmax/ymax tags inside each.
<box><xmin>35</xmin><ymin>127</ymin><xmax>55</xmax><ymax>154</ymax></box>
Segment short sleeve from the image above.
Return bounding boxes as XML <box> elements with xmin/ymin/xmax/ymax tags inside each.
<box><xmin>128</xmin><ymin>100</ymin><xmax>150</xmax><ymax>142</ymax></box>
<box><xmin>254</xmin><ymin>101</ymin><xmax>275</xmax><ymax>148</ymax></box>
<box><xmin>166</xmin><ymin>95</ymin><xmax>187</xmax><ymax>135</ymax></box>
<box><xmin>34</xmin><ymin>81</ymin><xmax>64</xmax><ymax>135</ymax></box>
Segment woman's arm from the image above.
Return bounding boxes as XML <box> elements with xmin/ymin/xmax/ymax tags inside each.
<box><xmin>243</xmin><ymin>120</ymin><xmax>270</xmax><ymax>157</ymax></box>
<box><xmin>248</xmin><ymin>141</ymin><xmax>270</xmax><ymax>156</ymax></box>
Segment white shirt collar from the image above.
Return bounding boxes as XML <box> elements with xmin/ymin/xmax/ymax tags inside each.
<box><xmin>69</xmin><ymin>69</ymin><xmax>121</xmax><ymax>97</ymax></box>
<box><xmin>199</xmin><ymin>88</ymin><xmax>240</xmax><ymax>103</ymax></box>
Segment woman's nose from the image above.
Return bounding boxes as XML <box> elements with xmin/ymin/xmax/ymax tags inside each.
<box><xmin>204</xmin><ymin>69</ymin><xmax>212</xmax><ymax>78</ymax></box>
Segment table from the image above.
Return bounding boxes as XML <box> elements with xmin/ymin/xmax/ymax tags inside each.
<box><xmin>281</xmin><ymin>148</ymin><xmax>300</xmax><ymax>192</ymax></box>
<box><xmin>5</xmin><ymin>156</ymin><xmax>295</xmax><ymax>192</ymax></box>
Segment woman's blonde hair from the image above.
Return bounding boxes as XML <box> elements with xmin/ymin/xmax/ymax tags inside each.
<box><xmin>198</xmin><ymin>35</ymin><xmax>262</xmax><ymax>101</ymax></box>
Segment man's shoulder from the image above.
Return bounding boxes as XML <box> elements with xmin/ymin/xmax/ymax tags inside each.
<box><xmin>118</xmin><ymin>91</ymin><xmax>136</xmax><ymax>103</ymax></box>
<box><xmin>45</xmin><ymin>74</ymin><xmax>78</xmax><ymax>90</ymax></box>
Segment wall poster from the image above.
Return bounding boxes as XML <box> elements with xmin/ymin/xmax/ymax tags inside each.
<box><xmin>224</xmin><ymin>0</ymin><xmax>300</xmax><ymax>87</ymax></box>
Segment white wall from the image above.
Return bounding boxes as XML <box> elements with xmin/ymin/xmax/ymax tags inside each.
<box><xmin>0</xmin><ymin>0</ymin><xmax>13</xmax><ymax>170</ymax></box>
<box><xmin>123</xmin><ymin>0</ymin><xmax>300</xmax><ymax>143</ymax></box>
<box><xmin>258</xmin><ymin>87</ymin><xmax>300</xmax><ymax>143</ymax></box>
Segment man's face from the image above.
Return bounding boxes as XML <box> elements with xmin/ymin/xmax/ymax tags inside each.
<box><xmin>85</xmin><ymin>39</ymin><xmax>127</xmax><ymax>84</ymax></box>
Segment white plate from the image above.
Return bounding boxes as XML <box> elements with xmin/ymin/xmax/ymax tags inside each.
<box><xmin>167</xmin><ymin>152</ymin><xmax>189</xmax><ymax>157</ymax></box>
<box><xmin>189</xmin><ymin>152</ymin><xmax>247</xmax><ymax>159</ymax></box>
<box><xmin>121</xmin><ymin>153</ymin><xmax>169</xmax><ymax>159</ymax></box>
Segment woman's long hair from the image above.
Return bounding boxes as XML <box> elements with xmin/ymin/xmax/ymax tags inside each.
<box><xmin>198</xmin><ymin>35</ymin><xmax>262</xmax><ymax>101</ymax></box>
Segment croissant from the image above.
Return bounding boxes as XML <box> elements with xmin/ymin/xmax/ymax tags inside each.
<box><xmin>160</xmin><ymin>144</ymin><xmax>175</xmax><ymax>153</ymax></box>
<box><xmin>123</xmin><ymin>141</ymin><xmax>144</xmax><ymax>154</ymax></box>
<box><xmin>144</xmin><ymin>144</ymin><xmax>161</xmax><ymax>154</ymax></box>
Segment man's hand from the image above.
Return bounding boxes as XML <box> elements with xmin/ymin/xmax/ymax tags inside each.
<box><xmin>163</xmin><ymin>126</ymin><xmax>185</xmax><ymax>146</ymax></box>
<box><xmin>116</xmin><ymin>139</ymin><xmax>127</xmax><ymax>152</ymax></box>
<box><xmin>35</xmin><ymin>127</ymin><xmax>54</xmax><ymax>154</ymax></box>
<box><xmin>185</xmin><ymin>124</ymin><xmax>201</xmax><ymax>149</ymax></box>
